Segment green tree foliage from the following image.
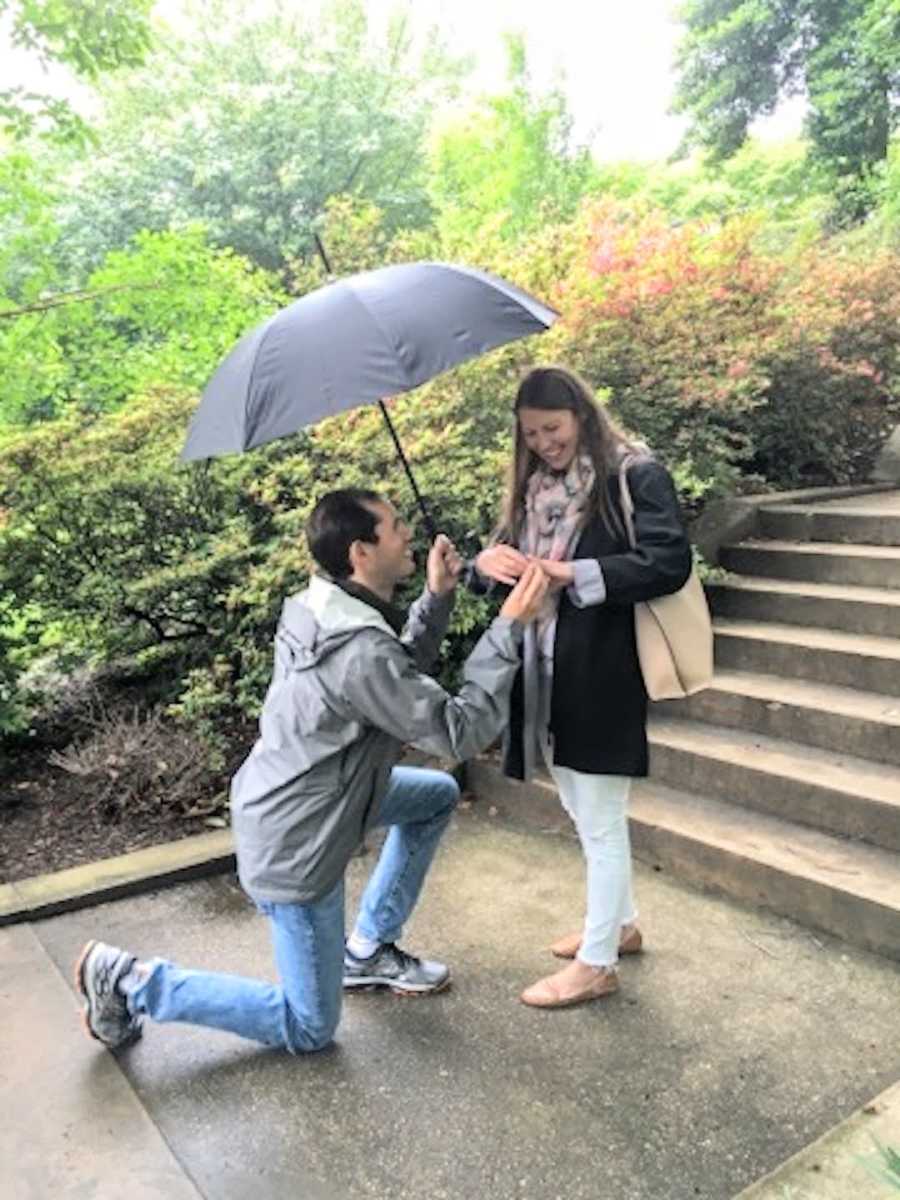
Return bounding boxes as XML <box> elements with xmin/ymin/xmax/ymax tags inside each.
<box><xmin>427</xmin><ymin>34</ymin><xmax>597</xmax><ymax>248</ymax></box>
<box><xmin>871</xmin><ymin>139</ymin><xmax>900</xmax><ymax>239</ymax></box>
<box><xmin>673</xmin><ymin>0</ymin><xmax>900</xmax><ymax>220</ymax></box>
<box><xmin>0</xmin><ymin>225</ymin><xmax>283</xmax><ymax>424</ymax></box>
<box><xmin>593</xmin><ymin>139</ymin><xmax>832</xmax><ymax>240</ymax></box>
<box><xmin>0</xmin><ymin>0</ymin><xmax>153</xmax><ymax>143</ymax></box>
<box><xmin>0</xmin><ymin>150</ymin><xmax>67</xmax><ymax>422</ymax></box>
<box><xmin>0</xmin><ymin>359</ymin><xmax>515</xmax><ymax>735</ymax></box>
<box><xmin>0</xmin><ymin>149</ymin><xmax>59</xmax><ymax>301</ymax></box>
<box><xmin>49</xmin><ymin>0</ymin><xmax>466</xmax><ymax>277</ymax></box>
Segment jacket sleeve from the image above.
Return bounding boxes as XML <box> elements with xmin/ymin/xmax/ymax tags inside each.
<box><xmin>341</xmin><ymin>617</ymin><xmax>524</xmax><ymax>761</ymax></box>
<box><xmin>597</xmin><ymin>460</ymin><xmax>693</xmax><ymax>606</ymax></box>
<box><xmin>400</xmin><ymin>586</ymin><xmax>455</xmax><ymax>672</ymax></box>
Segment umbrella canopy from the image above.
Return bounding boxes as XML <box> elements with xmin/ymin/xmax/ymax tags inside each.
<box><xmin>181</xmin><ymin>261</ymin><xmax>557</xmax><ymax>462</ymax></box>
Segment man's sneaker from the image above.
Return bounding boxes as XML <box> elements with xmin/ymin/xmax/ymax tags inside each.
<box><xmin>343</xmin><ymin>942</ymin><xmax>450</xmax><ymax>995</ymax></box>
<box><xmin>74</xmin><ymin>940</ymin><xmax>143</xmax><ymax>1049</ymax></box>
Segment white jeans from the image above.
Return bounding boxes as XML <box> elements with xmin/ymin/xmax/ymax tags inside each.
<box><xmin>545</xmin><ymin>758</ymin><xmax>636</xmax><ymax>968</ymax></box>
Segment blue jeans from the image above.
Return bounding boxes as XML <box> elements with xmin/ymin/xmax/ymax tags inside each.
<box><xmin>125</xmin><ymin>766</ymin><xmax>459</xmax><ymax>1053</ymax></box>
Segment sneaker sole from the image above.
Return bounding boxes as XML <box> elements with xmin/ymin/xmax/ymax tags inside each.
<box><xmin>343</xmin><ymin>975</ymin><xmax>452</xmax><ymax>997</ymax></box>
<box><xmin>74</xmin><ymin>939</ymin><xmax>102</xmax><ymax>1043</ymax></box>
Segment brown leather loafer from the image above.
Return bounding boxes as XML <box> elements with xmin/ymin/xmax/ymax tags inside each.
<box><xmin>549</xmin><ymin>924</ymin><xmax>643</xmax><ymax>960</ymax></box>
<box><xmin>520</xmin><ymin>961</ymin><xmax>619</xmax><ymax>1009</ymax></box>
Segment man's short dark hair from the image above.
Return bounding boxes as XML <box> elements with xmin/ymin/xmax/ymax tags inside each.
<box><xmin>306</xmin><ymin>488</ymin><xmax>384</xmax><ymax>579</ymax></box>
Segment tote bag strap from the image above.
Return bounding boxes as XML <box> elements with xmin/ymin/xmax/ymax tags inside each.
<box><xmin>617</xmin><ymin>455</ymin><xmax>638</xmax><ymax>550</ymax></box>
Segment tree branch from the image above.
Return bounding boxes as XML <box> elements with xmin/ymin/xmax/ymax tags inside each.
<box><xmin>0</xmin><ymin>281</ymin><xmax>165</xmax><ymax>320</ymax></box>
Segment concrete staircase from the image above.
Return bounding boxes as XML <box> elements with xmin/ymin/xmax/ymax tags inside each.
<box><xmin>470</xmin><ymin>490</ymin><xmax>900</xmax><ymax>960</ymax></box>
<box><xmin>644</xmin><ymin>490</ymin><xmax>900</xmax><ymax>959</ymax></box>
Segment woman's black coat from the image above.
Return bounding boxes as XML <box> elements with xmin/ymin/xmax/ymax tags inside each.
<box><xmin>503</xmin><ymin>457</ymin><xmax>692</xmax><ymax>780</ymax></box>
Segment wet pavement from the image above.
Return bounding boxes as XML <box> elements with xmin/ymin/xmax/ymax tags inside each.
<box><xmin>3</xmin><ymin>805</ymin><xmax>900</xmax><ymax>1200</ymax></box>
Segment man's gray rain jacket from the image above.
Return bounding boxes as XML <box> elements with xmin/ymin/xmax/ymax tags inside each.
<box><xmin>230</xmin><ymin>574</ymin><xmax>523</xmax><ymax>905</ymax></box>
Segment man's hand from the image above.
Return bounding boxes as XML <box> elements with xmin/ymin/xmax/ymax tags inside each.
<box><xmin>475</xmin><ymin>544</ymin><xmax>529</xmax><ymax>586</ymax></box>
<box><xmin>500</xmin><ymin>563</ymin><xmax>550</xmax><ymax>624</ymax></box>
<box><xmin>427</xmin><ymin>533</ymin><xmax>464</xmax><ymax>596</ymax></box>
<box><xmin>526</xmin><ymin>556</ymin><xmax>575</xmax><ymax>590</ymax></box>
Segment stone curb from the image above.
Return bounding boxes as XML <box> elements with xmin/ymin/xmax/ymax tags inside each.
<box><xmin>733</xmin><ymin>1079</ymin><xmax>900</xmax><ymax>1199</ymax></box>
<box><xmin>0</xmin><ymin>829</ymin><xmax>235</xmax><ymax>926</ymax></box>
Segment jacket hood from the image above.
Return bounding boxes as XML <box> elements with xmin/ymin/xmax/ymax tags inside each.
<box><xmin>275</xmin><ymin>574</ymin><xmax>397</xmax><ymax>673</ymax></box>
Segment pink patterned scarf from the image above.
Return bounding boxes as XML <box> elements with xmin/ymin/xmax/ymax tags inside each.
<box><xmin>522</xmin><ymin>449</ymin><xmax>595</xmax><ymax>572</ymax></box>
<box><xmin>521</xmin><ymin>451</ymin><xmax>596</xmax><ymax>649</ymax></box>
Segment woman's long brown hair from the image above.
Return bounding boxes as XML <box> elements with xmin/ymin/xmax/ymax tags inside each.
<box><xmin>499</xmin><ymin>365</ymin><xmax>637</xmax><ymax>544</ymax></box>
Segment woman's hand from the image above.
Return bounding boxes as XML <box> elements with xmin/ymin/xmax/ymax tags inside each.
<box><xmin>475</xmin><ymin>544</ymin><xmax>529</xmax><ymax>586</ymax></box>
<box><xmin>526</xmin><ymin>557</ymin><xmax>575</xmax><ymax>589</ymax></box>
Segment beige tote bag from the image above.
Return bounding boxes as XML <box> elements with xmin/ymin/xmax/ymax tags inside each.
<box><xmin>618</xmin><ymin>459</ymin><xmax>714</xmax><ymax>701</ymax></box>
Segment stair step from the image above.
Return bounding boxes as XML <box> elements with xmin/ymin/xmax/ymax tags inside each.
<box><xmin>707</xmin><ymin>575</ymin><xmax>900</xmax><ymax>638</ymax></box>
<box><xmin>807</xmin><ymin>491</ymin><xmax>900</xmax><ymax>512</ymax></box>
<box><xmin>653</xmin><ymin>671</ymin><xmax>900</xmax><ymax>768</ymax></box>
<box><xmin>759</xmin><ymin>504</ymin><xmax>900</xmax><ymax>547</ymax></box>
<box><xmin>713</xmin><ymin>618</ymin><xmax>900</xmax><ymax>696</ymax></box>
<box><xmin>629</xmin><ymin>781</ymin><xmax>900</xmax><ymax>962</ymax></box>
<box><xmin>466</xmin><ymin>758</ymin><xmax>900</xmax><ymax>961</ymax></box>
<box><xmin>648</xmin><ymin>718</ymin><xmax>900</xmax><ymax>851</ymax></box>
<box><xmin>720</xmin><ymin>540</ymin><xmax>900</xmax><ymax>589</ymax></box>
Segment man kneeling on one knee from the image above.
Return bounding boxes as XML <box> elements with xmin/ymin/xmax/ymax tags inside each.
<box><xmin>75</xmin><ymin>488</ymin><xmax>548</xmax><ymax>1055</ymax></box>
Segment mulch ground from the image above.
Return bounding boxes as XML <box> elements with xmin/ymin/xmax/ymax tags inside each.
<box><xmin>0</xmin><ymin>742</ymin><xmax>223</xmax><ymax>884</ymax></box>
<box><xmin>0</xmin><ymin>676</ymin><xmax>470</xmax><ymax>887</ymax></box>
<box><xmin>0</xmin><ymin>697</ymin><xmax>260</xmax><ymax>885</ymax></box>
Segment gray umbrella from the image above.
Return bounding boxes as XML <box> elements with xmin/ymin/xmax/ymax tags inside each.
<box><xmin>181</xmin><ymin>260</ymin><xmax>557</xmax><ymax>535</ymax></box>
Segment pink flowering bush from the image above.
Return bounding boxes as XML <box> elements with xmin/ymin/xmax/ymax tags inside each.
<box><xmin>516</xmin><ymin>199</ymin><xmax>900</xmax><ymax>499</ymax></box>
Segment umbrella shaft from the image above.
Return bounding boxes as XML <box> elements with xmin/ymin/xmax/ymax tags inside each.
<box><xmin>378</xmin><ymin>400</ymin><xmax>436</xmax><ymax>541</ymax></box>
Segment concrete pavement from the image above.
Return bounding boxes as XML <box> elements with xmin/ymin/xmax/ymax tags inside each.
<box><xmin>1</xmin><ymin>922</ymin><xmax>202</xmax><ymax>1200</ymax></box>
<box><xmin>3</xmin><ymin>804</ymin><xmax>900</xmax><ymax>1199</ymax></box>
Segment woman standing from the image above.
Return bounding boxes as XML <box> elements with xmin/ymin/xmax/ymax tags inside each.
<box><xmin>473</xmin><ymin>365</ymin><xmax>692</xmax><ymax>1008</ymax></box>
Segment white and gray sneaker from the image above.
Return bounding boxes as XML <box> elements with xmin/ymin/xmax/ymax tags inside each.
<box><xmin>343</xmin><ymin>942</ymin><xmax>451</xmax><ymax>995</ymax></box>
<box><xmin>75</xmin><ymin>940</ymin><xmax>143</xmax><ymax>1049</ymax></box>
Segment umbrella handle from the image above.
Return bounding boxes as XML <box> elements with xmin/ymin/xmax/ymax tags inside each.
<box><xmin>377</xmin><ymin>400</ymin><xmax>437</xmax><ymax>542</ymax></box>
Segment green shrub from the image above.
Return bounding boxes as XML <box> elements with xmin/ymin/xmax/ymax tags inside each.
<box><xmin>747</xmin><ymin>250</ymin><xmax>900</xmax><ymax>485</ymax></box>
<box><xmin>0</xmin><ymin>389</ymin><xmax>266</xmax><ymax>711</ymax></box>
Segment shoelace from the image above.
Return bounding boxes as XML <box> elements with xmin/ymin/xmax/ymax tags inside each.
<box><xmin>382</xmin><ymin>943</ymin><xmax>421</xmax><ymax>973</ymax></box>
<box><xmin>91</xmin><ymin>960</ymin><xmax>115</xmax><ymax>998</ymax></box>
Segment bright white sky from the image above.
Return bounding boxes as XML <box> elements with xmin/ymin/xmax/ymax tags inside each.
<box><xmin>3</xmin><ymin>0</ymin><xmax>805</xmax><ymax>162</ymax></box>
<box><xmin>371</xmin><ymin>0</ymin><xmax>695</xmax><ymax>159</ymax></box>
<box><xmin>385</xmin><ymin>0</ymin><xmax>806</xmax><ymax>158</ymax></box>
